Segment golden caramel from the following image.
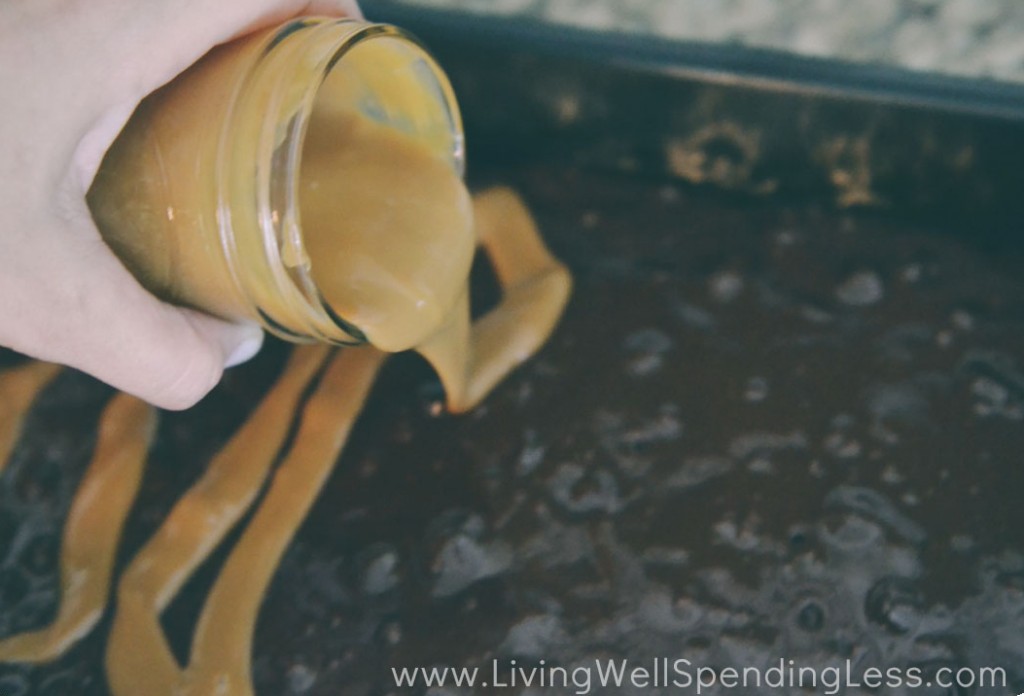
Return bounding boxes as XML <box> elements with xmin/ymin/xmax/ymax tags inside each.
<box><xmin>0</xmin><ymin>392</ymin><xmax>155</xmax><ymax>662</ymax></box>
<box><xmin>0</xmin><ymin>361</ymin><xmax>61</xmax><ymax>475</ymax></box>
<box><xmin>106</xmin><ymin>346</ymin><xmax>332</xmax><ymax>695</ymax></box>
<box><xmin>300</xmin><ymin>111</ymin><xmax>474</xmax><ymax>352</ymax></box>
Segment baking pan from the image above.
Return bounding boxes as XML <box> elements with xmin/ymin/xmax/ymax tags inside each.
<box><xmin>368</xmin><ymin>2</ymin><xmax>1024</xmax><ymax>234</ymax></box>
<box><xmin>2</xmin><ymin>5</ymin><xmax>1023</xmax><ymax>695</ymax></box>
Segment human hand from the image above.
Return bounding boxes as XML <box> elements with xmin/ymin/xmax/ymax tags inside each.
<box><xmin>0</xmin><ymin>0</ymin><xmax>362</xmax><ymax>409</ymax></box>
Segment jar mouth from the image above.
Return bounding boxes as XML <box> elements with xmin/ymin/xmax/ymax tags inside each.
<box><xmin>216</xmin><ymin>18</ymin><xmax>465</xmax><ymax>346</ymax></box>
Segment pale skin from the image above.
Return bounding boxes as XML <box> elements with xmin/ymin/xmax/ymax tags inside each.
<box><xmin>0</xmin><ymin>0</ymin><xmax>361</xmax><ymax>410</ymax></box>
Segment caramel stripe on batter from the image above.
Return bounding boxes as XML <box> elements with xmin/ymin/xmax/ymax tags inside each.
<box><xmin>0</xmin><ymin>361</ymin><xmax>61</xmax><ymax>475</ymax></box>
<box><xmin>105</xmin><ymin>345</ymin><xmax>330</xmax><ymax>696</ymax></box>
<box><xmin>0</xmin><ymin>392</ymin><xmax>156</xmax><ymax>662</ymax></box>
<box><xmin>181</xmin><ymin>347</ymin><xmax>385</xmax><ymax>696</ymax></box>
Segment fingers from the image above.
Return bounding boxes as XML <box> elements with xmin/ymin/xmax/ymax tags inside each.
<box><xmin>0</xmin><ymin>228</ymin><xmax>264</xmax><ymax>411</ymax></box>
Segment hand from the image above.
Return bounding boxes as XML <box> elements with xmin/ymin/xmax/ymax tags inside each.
<box><xmin>0</xmin><ymin>0</ymin><xmax>362</xmax><ymax>409</ymax></box>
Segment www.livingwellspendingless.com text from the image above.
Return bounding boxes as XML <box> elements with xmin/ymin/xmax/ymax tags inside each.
<box><xmin>391</xmin><ymin>657</ymin><xmax>1009</xmax><ymax>694</ymax></box>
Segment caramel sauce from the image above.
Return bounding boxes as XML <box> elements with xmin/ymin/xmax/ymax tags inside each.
<box><xmin>300</xmin><ymin>111</ymin><xmax>474</xmax><ymax>352</ymax></box>
<box><xmin>0</xmin><ymin>361</ymin><xmax>61</xmax><ymax>475</ymax></box>
<box><xmin>0</xmin><ymin>392</ymin><xmax>155</xmax><ymax>663</ymax></box>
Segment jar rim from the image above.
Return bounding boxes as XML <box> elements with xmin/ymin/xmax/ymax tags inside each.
<box><xmin>215</xmin><ymin>18</ymin><xmax>465</xmax><ymax>346</ymax></box>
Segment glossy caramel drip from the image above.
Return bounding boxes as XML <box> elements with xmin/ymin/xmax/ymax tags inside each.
<box><xmin>0</xmin><ymin>393</ymin><xmax>155</xmax><ymax>662</ymax></box>
<box><xmin>105</xmin><ymin>345</ymin><xmax>330</xmax><ymax>695</ymax></box>
<box><xmin>416</xmin><ymin>187</ymin><xmax>572</xmax><ymax>412</ymax></box>
<box><xmin>183</xmin><ymin>347</ymin><xmax>384</xmax><ymax>695</ymax></box>
<box><xmin>0</xmin><ymin>361</ymin><xmax>61</xmax><ymax>475</ymax></box>
<box><xmin>300</xmin><ymin>112</ymin><xmax>474</xmax><ymax>352</ymax></box>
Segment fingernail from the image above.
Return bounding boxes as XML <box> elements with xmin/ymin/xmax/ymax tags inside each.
<box><xmin>224</xmin><ymin>324</ymin><xmax>265</xmax><ymax>368</ymax></box>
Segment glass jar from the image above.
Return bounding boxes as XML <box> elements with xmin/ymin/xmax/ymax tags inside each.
<box><xmin>87</xmin><ymin>17</ymin><xmax>464</xmax><ymax>345</ymax></box>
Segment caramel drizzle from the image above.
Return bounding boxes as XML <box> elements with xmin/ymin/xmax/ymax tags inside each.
<box><xmin>0</xmin><ymin>188</ymin><xmax>571</xmax><ymax>696</ymax></box>
<box><xmin>416</xmin><ymin>187</ymin><xmax>572</xmax><ymax>412</ymax></box>
<box><xmin>182</xmin><ymin>347</ymin><xmax>384</xmax><ymax>695</ymax></box>
<box><xmin>0</xmin><ymin>392</ymin><xmax>156</xmax><ymax>662</ymax></box>
<box><xmin>105</xmin><ymin>345</ymin><xmax>331</xmax><ymax>695</ymax></box>
<box><xmin>0</xmin><ymin>361</ymin><xmax>61</xmax><ymax>475</ymax></box>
